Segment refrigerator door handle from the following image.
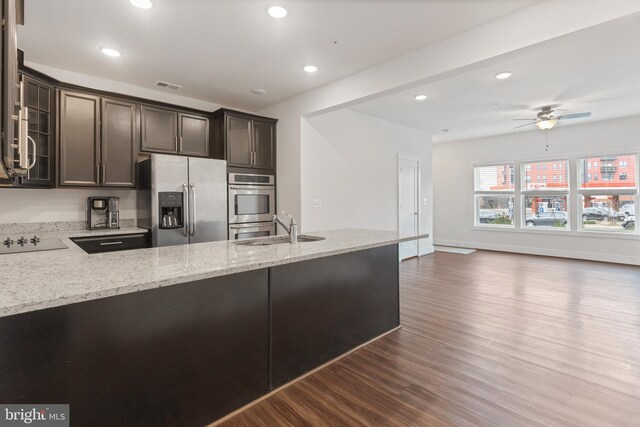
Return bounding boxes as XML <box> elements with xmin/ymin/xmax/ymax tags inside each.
<box><xmin>183</xmin><ymin>183</ymin><xmax>189</xmax><ymax>237</ymax></box>
<box><xmin>190</xmin><ymin>183</ymin><xmax>196</xmax><ymax>237</ymax></box>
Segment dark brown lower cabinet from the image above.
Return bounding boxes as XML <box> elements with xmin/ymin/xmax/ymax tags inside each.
<box><xmin>269</xmin><ymin>244</ymin><xmax>400</xmax><ymax>388</ymax></box>
<box><xmin>0</xmin><ymin>269</ymin><xmax>269</xmax><ymax>427</ymax></box>
<box><xmin>0</xmin><ymin>245</ymin><xmax>399</xmax><ymax>425</ymax></box>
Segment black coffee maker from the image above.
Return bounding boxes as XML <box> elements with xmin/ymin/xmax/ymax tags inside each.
<box><xmin>87</xmin><ymin>197</ymin><xmax>120</xmax><ymax>229</ymax></box>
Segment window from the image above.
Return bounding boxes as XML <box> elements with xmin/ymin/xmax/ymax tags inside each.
<box><xmin>474</xmin><ymin>164</ymin><xmax>514</xmax><ymax>227</ymax></box>
<box><xmin>578</xmin><ymin>154</ymin><xmax>637</xmax><ymax>233</ymax></box>
<box><xmin>594</xmin><ymin>173</ymin><xmax>598</xmax><ymax>181</ymax></box>
<box><xmin>588</xmin><ymin>162</ymin><xmax>592</xmax><ymax>169</ymax></box>
<box><xmin>521</xmin><ymin>160</ymin><xmax>569</xmax><ymax>230</ymax></box>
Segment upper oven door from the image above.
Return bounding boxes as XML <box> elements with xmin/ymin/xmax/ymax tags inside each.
<box><xmin>228</xmin><ymin>185</ymin><xmax>275</xmax><ymax>223</ymax></box>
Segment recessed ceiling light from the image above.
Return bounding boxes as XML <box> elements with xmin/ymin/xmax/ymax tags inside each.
<box><xmin>267</xmin><ymin>5</ymin><xmax>287</xmax><ymax>18</ymax></box>
<box><xmin>252</xmin><ymin>89</ymin><xmax>266</xmax><ymax>95</ymax></box>
<box><xmin>130</xmin><ymin>0</ymin><xmax>152</xmax><ymax>9</ymax></box>
<box><xmin>99</xmin><ymin>47</ymin><xmax>121</xmax><ymax>57</ymax></box>
<box><xmin>303</xmin><ymin>65</ymin><xmax>318</xmax><ymax>73</ymax></box>
<box><xmin>495</xmin><ymin>71</ymin><xmax>512</xmax><ymax>80</ymax></box>
<box><xmin>414</xmin><ymin>94</ymin><xmax>428</xmax><ymax>101</ymax></box>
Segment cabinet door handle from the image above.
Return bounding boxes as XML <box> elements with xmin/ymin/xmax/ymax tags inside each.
<box><xmin>100</xmin><ymin>241</ymin><xmax>123</xmax><ymax>246</ymax></box>
<box><xmin>179</xmin><ymin>136</ymin><xmax>183</xmax><ymax>153</ymax></box>
<box><xmin>175</xmin><ymin>136</ymin><xmax>178</xmax><ymax>152</ymax></box>
<box><xmin>96</xmin><ymin>164</ymin><xmax>100</xmax><ymax>184</ymax></box>
<box><xmin>102</xmin><ymin>165</ymin><xmax>106</xmax><ymax>184</ymax></box>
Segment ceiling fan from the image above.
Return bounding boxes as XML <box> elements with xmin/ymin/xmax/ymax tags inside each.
<box><xmin>512</xmin><ymin>106</ymin><xmax>591</xmax><ymax>130</ymax></box>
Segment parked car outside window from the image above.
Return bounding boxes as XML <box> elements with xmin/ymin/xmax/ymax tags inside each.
<box><xmin>525</xmin><ymin>211</ymin><xmax>568</xmax><ymax>227</ymax></box>
<box><xmin>582</xmin><ymin>207</ymin><xmax>610</xmax><ymax>221</ymax></box>
<box><xmin>619</xmin><ymin>203</ymin><xmax>635</xmax><ymax>217</ymax></box>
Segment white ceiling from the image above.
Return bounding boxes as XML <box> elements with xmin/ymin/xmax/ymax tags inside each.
<box><xmin>17</xmin><ymin>0</ymin><xmax>539</xmax><ymax>111</ymax></box>
<box><xmin>350</xmin><ymin>12</ymin><xmax>640</xmax><ymax>143</ymax></box>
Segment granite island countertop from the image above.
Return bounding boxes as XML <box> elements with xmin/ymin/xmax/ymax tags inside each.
<box><xmin>0</xmin><ymin>229</ymin><xmax>428</xmax><ymax>318</ymax></box>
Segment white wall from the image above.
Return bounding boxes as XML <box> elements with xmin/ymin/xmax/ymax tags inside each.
<box><xmin>300</xmin><ymin>109</ymin><xmax>433</xmax><ymax>251</ymax></box>
<box><xmin>0</xmin><ymin>187</ymin><xmax>136</xmax><ymax>223</ymax></box>
<box><xmin>433</xmin><ymin>116</ymin><xmax>640</xmax><ymax>265</ymax></box>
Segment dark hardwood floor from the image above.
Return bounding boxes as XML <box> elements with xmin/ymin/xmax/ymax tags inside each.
<box><xmin>216</xmin><ymin>251</ymin><xmax>640</xmax><ymax>426</ymax></box>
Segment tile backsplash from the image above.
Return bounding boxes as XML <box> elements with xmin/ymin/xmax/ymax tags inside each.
<box><xmin>0</xmin><ymin>188</ymin><xmax>136</xmax><ymax>224</ymax></box>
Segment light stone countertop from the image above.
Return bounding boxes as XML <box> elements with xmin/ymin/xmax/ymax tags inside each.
<box><xmin>0</xmin><ymin>229</ymin><xmax>428</xmax><ymax>318</ymax></box>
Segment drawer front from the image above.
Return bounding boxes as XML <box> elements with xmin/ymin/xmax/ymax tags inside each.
<box><xmin>71</xmin><ymin>233</ymin><xmax>150</xmax><ymax>254</ymax></box>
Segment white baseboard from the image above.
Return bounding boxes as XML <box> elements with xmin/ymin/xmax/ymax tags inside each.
<box><xmin>419</xmin><ymin>244</ymin><xmax>435</xmax><ymax>257</ymax></box>
<box><xmin>434</xmin><ymin>239</ymin><xmax>640</xmax><ymax>266</ymax></box>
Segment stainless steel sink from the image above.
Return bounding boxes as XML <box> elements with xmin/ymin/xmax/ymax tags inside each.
<box><xmin>233</xmin><ymin>235</ymin><xmax>325</xmax><ymax>246</ymax></box>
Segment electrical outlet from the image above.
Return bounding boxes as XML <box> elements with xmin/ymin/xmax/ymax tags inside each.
<box><xmin>312</xmin><ymin>199</ymin><xmax>322</xmax><ymax>208</ymax></box>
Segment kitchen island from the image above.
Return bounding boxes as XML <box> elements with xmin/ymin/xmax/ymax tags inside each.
<box><xmin>0</xmin><ymin>229</ymin><xmax>426</xmax><ymax>426</ymax></box>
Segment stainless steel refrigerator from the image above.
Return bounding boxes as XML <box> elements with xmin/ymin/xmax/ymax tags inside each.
<box><xmin>137</xmin><ymin>154</ymin><xmax>227</xmax><ymax>247</ymax></box>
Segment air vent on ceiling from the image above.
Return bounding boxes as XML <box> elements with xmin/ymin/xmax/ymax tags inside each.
<box><xmin>154</xmin><ymin>80</ymin><xmax>182</xmax><ymax>90</ymax></box>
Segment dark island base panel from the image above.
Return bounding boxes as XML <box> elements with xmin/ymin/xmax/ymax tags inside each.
<box><xmin>270</xmin><ymin>244</ymin><xmax>400</xmax><ymax>387</ymax></box>
<box><xmin>0</xmin><ymin>270</ymin><xmax>270</xmax><ymax>427</ymax></box>
<box><xmin>0</xmin><ymin>244</ymin><xmax>399</xmax><ymax>426</ymax></box>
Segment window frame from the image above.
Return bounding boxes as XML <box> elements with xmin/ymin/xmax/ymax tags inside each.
<box><xmin>577</xmin><ymin>153</ymin><xmax>638</xmax><ymax>234</ymax></box>
<box><xmin>520</xmin><ymin>158</ymin><xmax>570</xmax><ymax>231</ymax></box>
<box><xmin>473</xmin><ymin>162</ymin><xmax>515</xmax><ymax>228</ymax></box>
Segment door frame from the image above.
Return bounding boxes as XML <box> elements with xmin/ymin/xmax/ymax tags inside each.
<box><xmin>397</xmin><ymin>154</ymin><xmax>421</xmax><ymax>259</ymax></box>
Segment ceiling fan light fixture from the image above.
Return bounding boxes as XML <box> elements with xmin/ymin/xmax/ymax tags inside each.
<box><xmin>267</xmin><ymin>5</ymin><xmax>288</xmax><ymax>18</ymax></box>
<box><xmin>535</xmin><ymin>118</ymin><xmax>557</xmax><ymax>130</ymax></box>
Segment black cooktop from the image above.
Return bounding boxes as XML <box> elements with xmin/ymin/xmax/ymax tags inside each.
<box><xmin>0</xmin><ymin>235</ymin><xmax>68</xmax><ymax>255</ymax></box>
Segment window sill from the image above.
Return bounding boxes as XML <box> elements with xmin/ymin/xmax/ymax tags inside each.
<box><xmin>470</xmin><ymin>226</ymin><xmax>639</xmax><ymax>240</ymax></box>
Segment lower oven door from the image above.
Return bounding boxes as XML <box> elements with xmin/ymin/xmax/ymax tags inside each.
<box><xmin>228</xmin><ymin>185</ymin><xmax>275</xmax><ymax>223</ymax></box>
<box><xmin>229</xmin><ymin>222</ymin><xmax>276</xmax><ymax>240</ymax></box>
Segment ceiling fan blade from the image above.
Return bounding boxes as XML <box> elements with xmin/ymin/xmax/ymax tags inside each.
<box><xmin>557</xmin><ymin>112</ymin><xmax>591</xmax><ymax>120</ymax></box>
<box><xmin>513</xmin><ymin>122</ymin><xmax>536</xmax><ymax>129</ymax></box>
<box><xmin>512</xmin><ymin>118</ymin><xmax>536</xmax><ymax>121</ymax></box>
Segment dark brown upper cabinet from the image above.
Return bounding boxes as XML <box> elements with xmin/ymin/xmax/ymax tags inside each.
<box><xmin>140</xmin><ymin>106</ymin><xmax>209</xmax><ymax>157</ymax></box>
<box><xmin>212</xmin><ymin>109</ymin><xmax>277</xmax><ymax>173</ymax></box>
<box><xmin>58</xmin><ymin>91</ymin><xmax>100</xmax><ymax>186</ymax></box>
<box><xmin>178</xmin><ymin>113</ymin><xmax>209</xmax><ymax>157</ymax></box>
<box><xmin>21</xmin><ymin>74</ymin><xmax>55</xmax><ymax>187</ymax></box>
<box><xmin>101</xmin><ymin>98</ymin><xmax>139</xmax><ymax>187</ymax></box>
<box><xmin>58</xmin><ymin>90</ymin><xmax>138</xmax><ymax>188</ymax></box>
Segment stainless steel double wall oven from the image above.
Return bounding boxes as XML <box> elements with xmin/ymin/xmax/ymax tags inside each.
<box><xmin>228</xmin><ymin>172</ymin><xmax>276</xmax><ymax>239</ymax></box>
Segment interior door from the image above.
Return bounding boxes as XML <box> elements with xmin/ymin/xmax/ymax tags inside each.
<box><xmin>188</xmin><ymin>157</ymin><xmax>227</xmax><ymax>244</ymax></box>
<box><xmin>399</xmin><ymin>158</ymin><xmax>419</xmax><ymax>260</ymax></box>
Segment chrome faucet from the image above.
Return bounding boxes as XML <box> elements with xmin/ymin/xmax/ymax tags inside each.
<box><xmin>273</xmin><ymin>210</ymin><xmax>298</xmax><ymax>243</ymax></box>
